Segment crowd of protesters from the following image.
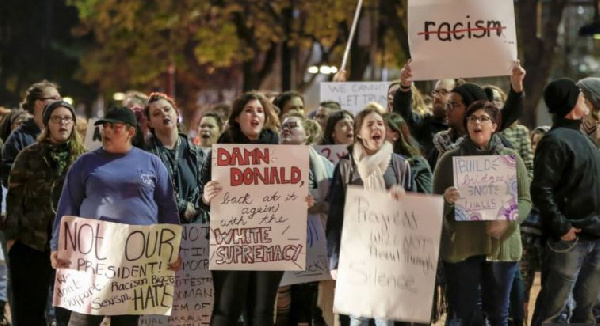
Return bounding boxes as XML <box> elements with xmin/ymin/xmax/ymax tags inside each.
<box><xmin>0</xmin><ymin>67</ymin><xmax>597</xmax><ymax>326</ymax></box>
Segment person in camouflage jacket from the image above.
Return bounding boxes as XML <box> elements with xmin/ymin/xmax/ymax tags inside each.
<box><xmin>5</xmin><ymin>100</ymin><xmax>85</xmax><ymax>326</ymax></box>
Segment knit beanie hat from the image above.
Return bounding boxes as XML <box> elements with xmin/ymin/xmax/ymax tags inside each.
<box><xmin>576</xmin><ymin>77</ymin><xmax>600</xmax><ymax>110</ymax></box>
<box><xmin>544</xmin><ymin>78</ymin><xmax>579</xmax><ymax>117</ymax></box>
<box><xmin>451</xmin><ymin>83</ymin><xmax>488</xmax><ymax>109</ymax></box>
<box><xmin>42</xmin><ymin>100</ymin><xmax>76</xmax><ymax>126</ymax></box>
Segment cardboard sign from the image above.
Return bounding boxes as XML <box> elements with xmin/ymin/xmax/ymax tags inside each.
<box><xmin>320</xmin><ymin>82</ymin><xmax>390</xmax><ymax>115</ymax></box>
<box><xmin>408</xmin><ymin>0</ymin><xmax>518</xmax><ymax>80</ymax></box>
<box><xmin>452</xmin><ymin>155</ymin><xmax>518</xmax><ymax>221</ymax></box>
<box><xmin>209</xmin><ymin>145</ymin><xmax>309</xmax><ymax>271</ymax></box>
<box><xmin>84</xmin><ymin>118</ymin><xmax>102</xmax><ymax>151</ymax></box>
<box><xmin>139</xmin><ymin>224</ymin><xmax>213</xmax><ymax>325</ymax></box>
<box><xmin>313</xmin><ymin>145</ymin><xmax>349</xmax><ymax>165</ymax></box>
<box><xmin>334</xmin><ymin>188</ymin><xmax>443</xmax><ymax>323</ymax></box>
<box><xmin>280</xmin><ymin>214</ymin><xmax>331</xmax><ymax>286</ymax></box>
<box><xmin>53</xmin><ymin>216</ymin><xmax>182</xmax><ymax>316</ymax></box>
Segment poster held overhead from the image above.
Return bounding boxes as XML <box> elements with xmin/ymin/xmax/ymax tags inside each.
<box><xmin>407</xmin><ymin>0</ymin><xmax>518</xmax><ymax>80</ymax></box>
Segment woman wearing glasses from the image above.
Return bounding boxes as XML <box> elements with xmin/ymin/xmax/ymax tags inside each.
<box><xmin>5</xmin><ymin>101</ymin><xmax>84</xmax><ymax>326</ymax></box>
<box><xmin>432</xmin><ymin>101</ymin><xmax>531</xmax><ymax>326</ymax></box>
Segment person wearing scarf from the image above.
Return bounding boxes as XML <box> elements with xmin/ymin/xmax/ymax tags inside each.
<box><xmin>327</xmin><ymin>107</ymin><xmax>411</xmax><ymax>326</ymax></box>
<box><xmin>201</xmin><ymin>92</ymin><xmax>305</xmax><ymax>326</ymax></box>
<box><xmin>144</xmin><ymin>93</ymin><xmax>207</xmax><ymax>223</ymax></box>
<box><xmin>5</xmin><ymin>101</ymin><xmax>85</xmax><ymax>326</ymax></box>
<box><xmin>433</xmin><ymin>101</ymin><xmax>531</xmax><ymax>326</ymax></box>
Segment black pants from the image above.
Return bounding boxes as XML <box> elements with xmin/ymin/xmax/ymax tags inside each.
<box><xmin>9</xmin><ymin>241</ymin><xmax>70</xmax><ymax>326</ymax></box>
<box><xmin>68</xmin><ymin>312</ymin><xmax>139</xmax><ymax>326</ymax></box>
<box><xmin>211</xmin><ymin>270</ymin><xmax>283</xmax><ymax>326</ymax></box>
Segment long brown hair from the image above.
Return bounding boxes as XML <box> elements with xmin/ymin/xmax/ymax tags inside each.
<box><xmin>226</xmin><ymin>91</ymin><xmax>279</xmax><ymax>140</ymax></box>
<box><xmin>38</xmin><ymin>119</ymin><xmax>86</xmax><ymax>166</ymax></box>
<box><xmin>20</xmin><ymin>80</ymin><xmax>58</xmax><ymax>114</ymax></box>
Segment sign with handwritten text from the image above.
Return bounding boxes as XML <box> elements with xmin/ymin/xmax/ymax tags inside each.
<box><xmin>210</xmin><ymin>145</ymin><xmax>309</xmax><ymax>271</ymax></box>
<box><xmin>139</xmin><ymin>224</ymin><xmax>213</xmax><ymax>326</ymax></box>
<box><xmin>334</xmin><ymin>187</ymin><xmax>443</xmax><ymax>322</ymax></box>
<box><xmin>53</xmin><ymin>216</ymin><xmax>182</xmax><ymax>315</ymax></box>
<box><xmin>280</xmin><ymin>214</ymin><xmax>331</xmax><ymax>286</ymax></box>
<box><xmin>408</xmin><ymin>0</ymin><xmax>517</xmax><ymax>80</ymax></box>
<box><xmin>313</xmin><ymin>145</ymin><xmax>348</xmax><ymax>165</ymax></box>
<box><xmin>320</xmin><ymin>82</ymin><xmax>389</xmax><ymax>115</ymax></box>
<box><xmin>452</xmin><ymin>155</ymin><xmax>518</xmax><ymax>221</ymax></box>
<box><xmin>84</xmin><ymin>118</ymin><xmax>102</xmax><ymax>151</ymax></box>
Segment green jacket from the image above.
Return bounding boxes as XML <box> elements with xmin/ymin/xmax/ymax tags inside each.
<box><xmin>5</xmin><ymin>142</ymin><xmax>74</xmax><ymax>251</ymax></box>
<box><xmin>433</xmin><ymin>134</ymin><xmax>531</xmax><ymax>263</ymax></box>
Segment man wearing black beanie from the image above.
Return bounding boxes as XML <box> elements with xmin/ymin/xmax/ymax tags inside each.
<box><xmin>531</xmin><ymin>78</ymin><xmax>600</xmax><ymax>326</ymax></box>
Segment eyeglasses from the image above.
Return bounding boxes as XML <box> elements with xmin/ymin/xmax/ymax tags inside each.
<box><xmin>431</xmin><ymin>89</ymin><xmax>450</xmax><ymax>96</ymax></box>
<box><xmin>281</xmin><ymin>122</ymin><xmax>300</xmax><ymax>130</ymax></box>
<box><xmin>467</xmin><ymin>115</ymin><xmax>492</xmax><ymax>124</ymax></box>
<box><xmin>49</xmin><ymin>116</ymin><xmax>73</xmax><ymax>124</ymax></box>
<box><xmin>39</xmin><ymin>96</ymin><xmax>62</xmax><ymax>101</ymax></box>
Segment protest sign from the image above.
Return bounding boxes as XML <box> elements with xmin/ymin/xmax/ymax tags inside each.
<box><xmin>53</xmin><ymin>216</ymin><xmax>182</xmax><ymax>316</ymax></box>
<box><xmin>139</xmin><ymin>224</ymin><xmax>213</xmax><ymax>325</ymax></box>
<box><xmin>313</xmin><ymin>145</ymin><xmax>348</xmax><ymax>165</ymax></box>
<box><xmin>407</xmin><ymin>0</ymin><xmax>517</xmax><ymax>80</ymax></box>
<box><xmin>84</xmin><ymin>118</ymin><xmax>102</xmax><ymax>151</ymax></box>
<box><xmin>452</xmin><ymin>155</ymin><xmax>518</xmax><ymax>221</ymax></box>
<box><xmin>334</xmin><ymin>187</ymin><xmax>443</xmax><ymax>323</ymax></box>
<box><xmin>320</xmin><ymin>82</ymin><xmax>389</xmax><ymax>115</ymax></box>
<box><xmin>210</xmin><ymin>144</ymin><xmax>309</xmax><ymax>271</ymax></box>
<box><xmin>280</xmin><ymin>214</ymin><xmax>331</xmax><ymax>286</ymax></box>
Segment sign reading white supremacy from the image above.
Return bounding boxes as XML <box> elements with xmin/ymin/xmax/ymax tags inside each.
<box><xmin>139</xmin><ymin>224</ymin><xmax>213</xmax><ymax>326</ymax></box>
<box><xmin>53</xmin><ymin>216</ymin><xmax>182</xmax><ymax>316</ymax></box>
<box><xmin>313</xmin><ymin>145</ymin><xmax>348</xmax><ymax>165</ymax></box>
<box><xmin>407</xmin><ymin>0</ymin><xmax>518</xmax><ymax>80</ymax></box>
<box><xmin>210</xmin><ymin>144</ymin><xmax>309</xmax><ymax>271</ymax></box>
<box><xmin>320</xmin><ymin>82</ymin><xmax>390</xmax><ymax>115</ymax></box>
<box><xmin>334</xmin><ymin>188</ymin><xmax>443</xmax><ymax>322</ymax></box>
<box><xmin>452</xmin><ymin>155</ymin><xmax>518</xmax><ymax>221</ymax></box>
<box><xmin>280</xmin><ymin>214</ymin><xmax>331</xmax><ymax>286</ymax></box>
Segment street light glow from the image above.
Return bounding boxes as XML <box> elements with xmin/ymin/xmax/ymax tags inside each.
<box><xmin>308</xmin><ymin>66</ymin><xmax>319</xmax><ymax>74</ymax></box>
<box><xmin>113</xmin><ymin>92</ymin><xmax>126</xmax><ymax>101</ymax></box>
<box><xmin>63</xmin><ymin>97</ymin><xmax>73</xmax><ymax>105</ymax></box>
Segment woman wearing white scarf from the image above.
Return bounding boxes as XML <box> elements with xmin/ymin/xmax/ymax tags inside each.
<box><xmin>327</xmin><ymin>108</ymin><xmax>411</xmax><ymax>326</ymax></box>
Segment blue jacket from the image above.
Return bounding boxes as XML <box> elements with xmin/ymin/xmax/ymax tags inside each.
<box><xmin>1</xmin><ymin>118</ymin><xmax>40</xmax><ymax>187</ymax></box>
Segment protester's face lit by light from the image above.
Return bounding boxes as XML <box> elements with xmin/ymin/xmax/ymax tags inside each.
<box><xmin>314</xmin><ymin>106</ymin><xmax>332</xmax><ymax>131</ymax></box>
<box><xmin>148</xmin><ymin>99</ymin><xmax>178</xmax><ymax>133</ymax></box>
<box><xmin>387</xmin><ymin>84</ymin><xmax>400</xmax><ymax>112</ymax></box>
<box><xmin>282</xmin><ymin>97</ymin><xmax>304</xmax><ymax>116</ymax></box>
<box><xmin>432</xmin><ymin>79</ymin><xmax>454</xmax><ymax>119</ymax></box>
<box><xmin>199</xmin><ymin>116</ymin><xmax>220</xmax><ymax>148</ymax></box>
<box><xmin>279</xmin><ymin>116</ymin><xmax>307</xmax><ymax>145</ymax></box>
<box><xmin>467</xmin><ymin>109</ymin><xmax>497</xmax><ymax>148</ymax></box>
<box><xmin>384</xmin><ymin>122</ymin><xmax>399</xmax><ymax>143</ymax></box>
<box><xmin>446</xmin><ymin>93</ymin><xmax>466</xmax><ymax>130</ymax></box>
<box><xmin>102</xmin><ymin>122</ymin><xmax>133</xmax><ymax>153</ymax></box>
<box><xmin>332</xmin><ymin>115</ymin><xmax>354</xmax><ymax>145</ymax></box>
<box><xmin>236</xmin><ymin>99</ymin><xmax>265</xmax><ymax>141</ymax></box>
<box><xmin>48</xmin><ymin>107</ymin><xmax>74</xmax><ymax>144</ymax></box>
<box><xmin>357</xmin><ymin>112</ymin><xmax>385</xmax><ymax>155</ymax></box>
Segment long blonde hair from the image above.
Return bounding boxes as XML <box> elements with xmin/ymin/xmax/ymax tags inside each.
<box><xmin>38</xmin><ymin>123</ymin><xmax>86</xmax><ymax>165</ymax></box>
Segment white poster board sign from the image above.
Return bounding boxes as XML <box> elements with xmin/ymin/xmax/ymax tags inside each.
<box><xmin>334</xmin><ymin>188</ymin><xmax>443</xmax><ymax>323</ymax></box>
<box><xmin>53</xmin><ymin>216</ymin><xmax>182</xmax><ymax>316</ymax></box>
<box><xmin>280</xmin><ymin>214</ymin><xmax>331</xmax><ymax>286</ymax></box>
<box><xmin>139</xmin><ymin>224</ymin><xmax>213</xmax><ymax>326</ymax></box>
<box><xmin>84</xmin><ymin>118</ymin><xmax>102</xmax><ymax>151</ymax></box>
<box><xmin>210</xmin><ymin>144</ymin><xmax>309</xmax><ymax>271</ymax></box>
<box><xmin>452</xmin><ymin>155</ymin><xmax>518</xmax><ymax>221</ymax></box>
<box><xmin>313</xmin><ymin>145</ymin><xmax>349</xmax><ymax>165</ymax></box>
<box><xmin>408</xmin><ymin>0</ymin><xmax>517</xmax><ymax>80</ymax></box>
<box><xmin>320</xmin><ymin>82</ymin><xmax>390</xmax><ymax>115</ymax></box>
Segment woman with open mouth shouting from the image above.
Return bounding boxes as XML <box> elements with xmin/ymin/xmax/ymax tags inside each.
<box><xmin>433</xmin><ymin>101</ymin><xmax>531</xmax><ymax>326</ymax></box>
<box><xmin>327</xmin><ymin>107</ymin><xmax>412</xmax><ymax>326</ymax></box>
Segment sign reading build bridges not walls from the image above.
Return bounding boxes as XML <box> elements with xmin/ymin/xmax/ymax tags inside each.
<box><xmin>408</xmin><ymin>0</ymin><xmax>518</xmax><ymax>80</ymax></box>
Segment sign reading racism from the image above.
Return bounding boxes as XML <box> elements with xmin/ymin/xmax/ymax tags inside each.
<box><xmin>334</xmin><ymin>188</ymin><xmax>443</xmax><ymax>323</ymax></box>
<box><xmin>452</xmin><ymin>155</ymin><xmax>518</xmax><ymax>221</ymax></box>
<box><xmin>313</xmin><ymin>145</ymin><xmax>349</xmax><ymax>165</ymax></box>
<box><xmin>210</xmin><ymin>145</ymin><xmax>309</xmax><ymax>271</ymax></box>
<box><xmin>320</xmin><ymin>82</ymin><xmax>390</xmax><ymax>115</ymax></box>
<box><xmin>407</xmin><ymin>0</ymin><xmax>518</xmax><ymax>80</ymax></box>
<box><xmin>53</xmin><ymin>216</ymin><xmax>182</xmax><ymax>316</ymax></box>
<box><xmin>139</xmin><ymin>224</ymin><xmax>213</xmax><ymax>326</ymax></box>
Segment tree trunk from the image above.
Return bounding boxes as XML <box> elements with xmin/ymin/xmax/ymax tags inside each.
<box><xmin>518</xmin><ymin>0</ymin><xmax>568</xmax><ymax>128</ymax></box>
